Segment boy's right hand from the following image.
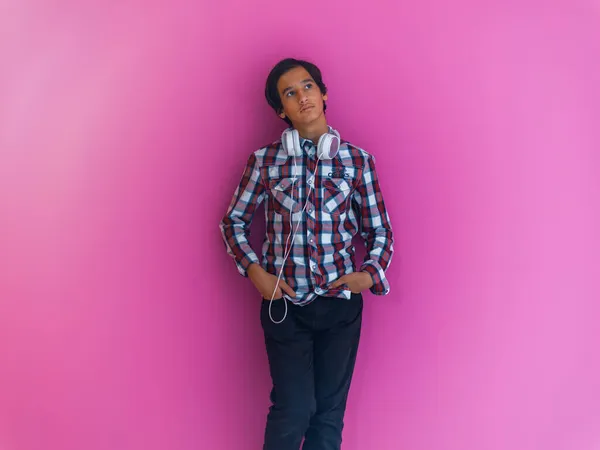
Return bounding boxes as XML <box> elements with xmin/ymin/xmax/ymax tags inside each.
<box><xmin>248</xmin><ymin>263</ymin><xmax>296</xmax><ymax>300</ymax></box>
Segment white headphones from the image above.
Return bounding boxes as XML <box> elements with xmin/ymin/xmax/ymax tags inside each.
<box><xmin>268</xmin><ymin>126</ymin><xmax>342</xmax><ymax>324</ymax></box>
<box><xmin>281</xmin><ymin>127</ymin><xmax>341</xmax><ymax>160</ymax></box>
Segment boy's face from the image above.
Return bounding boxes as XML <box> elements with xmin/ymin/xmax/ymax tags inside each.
<box><xmin>277</xmin><ymin>66</ymin><xmax>328</xmax><ymax>129</ymax></box>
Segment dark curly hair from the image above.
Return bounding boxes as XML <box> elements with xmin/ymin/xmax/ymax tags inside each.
<box><xmin>265</xmin><ymin>58</ymin><xmax>328</xmax><ymax>127</ymax></box>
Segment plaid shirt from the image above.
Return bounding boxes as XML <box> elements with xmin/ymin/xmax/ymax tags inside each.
<box><xmin>219</xmin><ymin>133</ymin><xmax>394</xmax><ymax>306</ymax></box>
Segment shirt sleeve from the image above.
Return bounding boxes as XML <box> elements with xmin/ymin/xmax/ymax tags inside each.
<box><xmin>352</xmin><ymin>154</ymin><xmax>395</xmax><ymax>295</ymax></box>
<box><xmin>219</xmin><ymin>152</ymin><xmax>266</xmax><ymax>277</ymax></box>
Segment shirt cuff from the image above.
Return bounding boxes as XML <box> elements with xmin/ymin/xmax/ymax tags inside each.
<box><xmin>360</xmin><ymin>260</ymin><xmax>391</xmax><ymax>296</ymax></box>
<box><xmin>236</xmin><ymin>252</ymin><xmax>260</xmax><ymax>277</ymax></box>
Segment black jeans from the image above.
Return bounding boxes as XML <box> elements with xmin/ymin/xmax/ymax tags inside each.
<box><xmin>260</xmin><ymin>293</ymin><xmax>363</xmax><ymax>450</ymax></box>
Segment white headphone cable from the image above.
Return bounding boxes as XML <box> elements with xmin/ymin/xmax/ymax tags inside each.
<box><xmin>268</xmin><ymin>152</ymin><xmax>323</xmax><ymax>324</ymax></box>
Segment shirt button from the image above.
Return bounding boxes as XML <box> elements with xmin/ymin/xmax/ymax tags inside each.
<box><xmin>311</xmin><ymin>263</ymin><xmax>317</xmax><ymax>271</ymax></box>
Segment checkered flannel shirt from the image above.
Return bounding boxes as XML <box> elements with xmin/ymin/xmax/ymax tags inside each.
<box><xmin>219</xmin><ymin>134</ymin><xmax>394</xmax><ymax>306</ymax></box>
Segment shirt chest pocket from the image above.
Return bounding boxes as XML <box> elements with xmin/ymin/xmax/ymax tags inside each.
<box><xmin>268</xmin><ymin>177</ymin><xmax>302</xmax><ymax>215</ymax></box>
<box><xmin>321</xmin><ymin>177</ymin><xmax>354</xmax><ymax>216</ymax></box>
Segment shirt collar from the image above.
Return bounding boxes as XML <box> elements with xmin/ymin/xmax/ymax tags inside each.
<box><xmin>299</xmin><ymin>137</ymin><xmax>316</xmax><ymax>156</ymax></box>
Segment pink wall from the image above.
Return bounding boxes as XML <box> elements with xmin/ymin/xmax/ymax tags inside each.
<box><xmin>1</xmin><ymin>1</ymin><xmax>599</xmax><ymax>449</ymax></box>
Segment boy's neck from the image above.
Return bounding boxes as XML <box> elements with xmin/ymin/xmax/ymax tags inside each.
<box><xmin>295</xmin><ymin>118</ymin><xmax>329</xmax><ymax>143</ymax></box>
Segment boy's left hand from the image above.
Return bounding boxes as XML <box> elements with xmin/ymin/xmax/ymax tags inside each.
<box><xmin>330</xmin><ymin>271</ymin><xmax>374</xmax><ymax>294</ymax></box>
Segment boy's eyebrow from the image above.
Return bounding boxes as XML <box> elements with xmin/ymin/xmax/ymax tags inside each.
<box><xmin>281</xmin><ymin>79</ymin><xmax>313</xmax><ymax>95</ymax></box>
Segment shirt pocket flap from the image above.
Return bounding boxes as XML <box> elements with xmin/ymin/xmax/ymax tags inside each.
<box><xmin>324</xmin><ymin>177</ymin><xmax>352</xmax><ymax>193</ymax></box>
<box><xmin>271</xmin><ymin>177</ymin><xmax>296</xmax><ymax>192</ymax></box>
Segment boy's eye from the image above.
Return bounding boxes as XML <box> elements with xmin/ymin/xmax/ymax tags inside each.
<box><xmin>285</xmin><ymin>83</ymin><xmax>313</xmax><ymax>97</ymax></box>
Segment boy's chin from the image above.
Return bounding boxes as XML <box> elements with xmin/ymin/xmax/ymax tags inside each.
<box><xmin>292</xmin><ymin>113</ymin><xmax>322</xmax><ymax>128</ymax></box>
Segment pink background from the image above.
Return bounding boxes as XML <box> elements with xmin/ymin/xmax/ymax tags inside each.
<box><xmin>1</xmin><ymin>0</ymin><xmax>599</xmax><ymax>449</ymax></box>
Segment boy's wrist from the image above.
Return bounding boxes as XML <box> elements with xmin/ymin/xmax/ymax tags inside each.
<box><xmin>247</xmin><ymin>263</ymin><xmax>263</xmax><ymax>277</ymax></box>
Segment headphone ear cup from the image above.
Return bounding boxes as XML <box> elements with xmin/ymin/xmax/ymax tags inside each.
<box><xmin>281</xmin><ymin>128</ymin><xmax>302</xmax><ymax>157</ymax></box>
<box><xmin>281</xmin><ymin>129</ymin><xmax>294</xmax><ymax>156</ymax></box>
<box><xmin>318</xmin><ymin>133</ymin><xmax>340</xmax><ymax>160</ymax></box>
<box><xmin>291</xmin><ymin>129</ymin><xmax>301</xmax><ymax>157</ymax></box>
